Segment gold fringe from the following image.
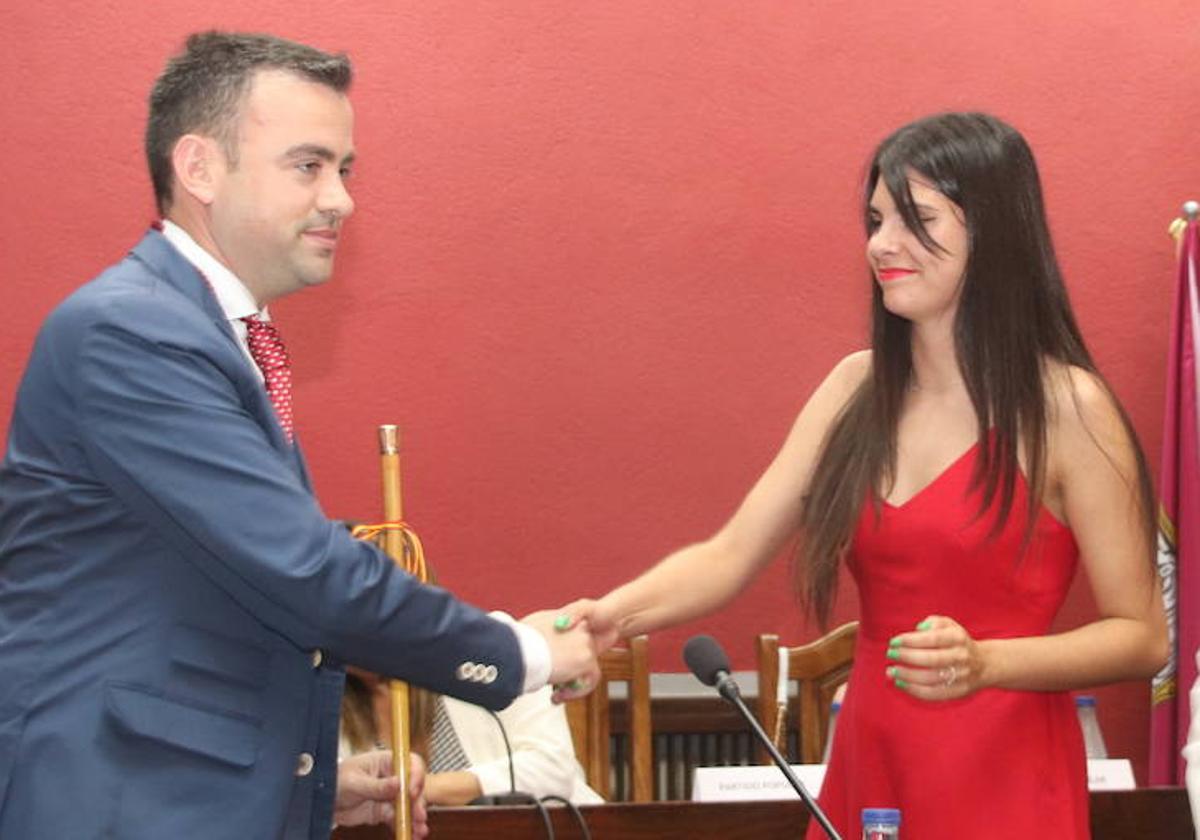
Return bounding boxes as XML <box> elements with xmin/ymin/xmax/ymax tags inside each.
<box><xmin>1170</xmin><ymin>217</ymin><xmax>1187</xmax><ymax>243</ymax></box>
<box><xmin>1153</xmin><ymin>675</ymin><xmax>1177</xmax><ymax>705</ymax></box>
<box><xmin>1159</xmin><ymin>506</ymin><xmax>1177</xmax><ymax>552</ymax></box>
<box><xmin>351</xmin><ymin>521</ymin><xmax>428</xmax><ymax>580</ymax></box>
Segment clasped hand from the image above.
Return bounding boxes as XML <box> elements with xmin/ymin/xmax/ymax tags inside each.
<box><xmin>522</xmin><ymin>598</ymin><xmax>621</xmax><ymax>703</ymax></box>
<box><xmin>885</xmin><ymin>614</ymin><xmax>986</xmax><ymax>700</ymax></box>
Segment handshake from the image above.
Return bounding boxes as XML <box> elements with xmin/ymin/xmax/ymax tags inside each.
<box><xmin>521</xmin><ymin>599</ymin><xmax>620</xmax><ymax>703</ymax></box>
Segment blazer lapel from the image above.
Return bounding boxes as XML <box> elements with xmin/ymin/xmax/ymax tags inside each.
<box><xmin>127</xmin><ymin>229</ymin><xmax>299</xmax><ymax>460</ymax></box>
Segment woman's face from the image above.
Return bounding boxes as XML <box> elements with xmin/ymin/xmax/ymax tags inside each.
<box><xmin>866</xmin><ymin>173</ymin><xmax>969</xmax><ymax>326</ymax></box>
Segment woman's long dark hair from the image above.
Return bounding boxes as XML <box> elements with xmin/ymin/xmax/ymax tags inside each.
<box><xmin>795</xmin><ymin>112</ymin><xmax>1155</xmax><ymax>627</ymax></box>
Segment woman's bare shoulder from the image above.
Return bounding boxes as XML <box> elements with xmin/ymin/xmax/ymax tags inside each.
<box><xmin>824</xmin><ymin>349</ymin><xmax>872</xmax><ymax>396</ymax></box>
<box><xmin>783</xmin><ymin>349</ymin><xmax>871</xmax><ymax>445</ymax></box>
<box><xmin>1044</xmin><ymin>361</ymin><xmax>1124</xmax><ymax>435</ymax></box>
<box><xmin>1043</xmin><ymin>360</ymin><xmax>1136</xmax><ymax>470</ymax></box>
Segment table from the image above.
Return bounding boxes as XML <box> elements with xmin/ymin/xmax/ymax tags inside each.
<box><xmin>334</xmin><ymin>787</ymin><xmax>1193</xmax><ymax>838</ymax></box>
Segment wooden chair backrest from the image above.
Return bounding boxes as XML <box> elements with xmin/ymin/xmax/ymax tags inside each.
<box><xmin>564</xmin><ymin>635</ymin><xmax>653</xmax><ymax>801</ymax></box>
<box><xmin>756</xmin><ymin>621</ymin><xmax>858</xmax><ymax>764</ymax></box>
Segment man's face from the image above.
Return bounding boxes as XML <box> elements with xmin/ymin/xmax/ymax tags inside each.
<box><xmin>209</xmin><ymin>70</ymin><xmax>356</xmax><ymax>305</ymax></box>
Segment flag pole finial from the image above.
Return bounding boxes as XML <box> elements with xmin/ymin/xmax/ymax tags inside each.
<box><xmin>1184</xmin><ymin>200</ymin><xmax>1199</xmax><ymax>221</ymax></box>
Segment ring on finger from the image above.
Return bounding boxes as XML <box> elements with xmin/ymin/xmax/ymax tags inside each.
<box><xmin>938</xmin><ymin>665</ymin><xmax>958</xmax><ymax>687</ymax></box>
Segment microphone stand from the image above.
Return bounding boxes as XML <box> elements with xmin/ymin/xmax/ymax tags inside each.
<box><xmin>715</xmin><ymin>674</ymin><xmax>843</xmax><ymax>840</ymax></box>
<box><xmin>465</xmin><ymin>710</ymin><xmax>557</xmax><ymax>839</ymax></box>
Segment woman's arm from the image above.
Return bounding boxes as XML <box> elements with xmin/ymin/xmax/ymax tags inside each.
<box><xmin>583</xmin><ymin>351</ymin><xmax>871</xmax><ymax>641</ymax></box>
<box><xmin>423</xmin><ymin>770</ymin><xmax>483</xmax><ymax>807</ymax></box>
<box><xmin>888</xmin><ymin>368</ymin><xmax>1168</xmax><ymax>698</ymax></box>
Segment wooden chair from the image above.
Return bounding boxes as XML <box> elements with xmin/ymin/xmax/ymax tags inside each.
<box><xmin>564</xmin><ymin>635</ymin><xmax>653</xmax><ymax>801</ymax></box>
<box><xmin>756</xmin><ymin>621</ymin><xmax>858</xmax><ymax>764</ymax></box>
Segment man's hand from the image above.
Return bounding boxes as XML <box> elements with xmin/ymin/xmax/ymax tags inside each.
<box><xmin>335</xmin><ymin>750</ymin><xmax>429</xmax><ymax>839</ymax></box>
<box><xmin>521</xmin><ymin>609</ymin><xmax>601</xmax><ymax>702</ymax></box>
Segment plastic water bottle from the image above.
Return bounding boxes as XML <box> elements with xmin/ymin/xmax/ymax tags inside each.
<box><xmin>821</xmin><ymin>699</ymin><xmax>842</xmax><ymax>764</ymax></box>
<box><xmin>1076</xmin><ymin>695</ymin><xmax>1108</xmax><ymax>759</ymax></box>
<box><xmin>861</xmin><ymin>808</ymin><xmax>900</xmax><ymax>839</ymax></box>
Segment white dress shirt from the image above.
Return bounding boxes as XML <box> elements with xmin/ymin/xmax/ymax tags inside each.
<box><xmin>443</xmin><ymin>687</ymin><xmax>603</xmax><ymax>803</ymax></box>
<box><xmin>160</xmin><ymin>220</ymin><xmax>265</xmax><ymax>381</ymax></box>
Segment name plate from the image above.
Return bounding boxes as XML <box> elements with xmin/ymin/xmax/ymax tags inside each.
<box><xmin>692</xmin><ymin>760</ymin><xmax>1132</xmax><ymax>800</ymax></box>
<box><xmin>692</xmin><ymin>764</ymin><xmax>826</xmax><ymax>802</ymax></box>
<box><xmin>1088</xmin><ymin>759</ymin><xmax>1135</xmax><ymax>791</ymax></box>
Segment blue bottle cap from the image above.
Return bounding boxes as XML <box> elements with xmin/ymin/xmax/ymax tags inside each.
<box><xmin>1075</xmin><ymin>695</ymin><xmax>1096</xmax><ymax>708</ymax></box>
<box><xmin>862</xmin><ymin>808</ymin><xmax>901</xmax><ymax>825</ymax></box>
<box><xmin>831</xmin><ymin>699</ymin><xmax>842</xmax><ymax>711</ymax></box>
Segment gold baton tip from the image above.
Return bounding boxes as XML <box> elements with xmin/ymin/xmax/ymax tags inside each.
<box><xmin>378</xmin><ymin>425</ymin><xmax>399</xmax><ymax>455</ymax></box>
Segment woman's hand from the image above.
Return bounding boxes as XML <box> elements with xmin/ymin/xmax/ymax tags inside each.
<box><xmin>885</xmin><ymin>615</ymin><xmax>988</xmax><ymax>700</ymax></box>
<box><xmin>541</xmin><ymin>599</ymin><xmax>618</xmax><ymax>703</ymax></box>
<box><xmin>556</xmin><ymin>598</ymin><xmax>621</xmax><ymax>654</ymax></box>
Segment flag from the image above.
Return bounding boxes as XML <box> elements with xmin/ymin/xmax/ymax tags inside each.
<box><xmin>1149</xmin><ymin>217</ymin><xmax>1200</xmax><ymax>785</ymax></box>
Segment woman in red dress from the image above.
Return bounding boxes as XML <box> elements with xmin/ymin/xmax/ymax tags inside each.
<box><xmin>565</xmin><ymin>112</ymin><xmax>1167</xmax><ymax>839</ymax></box>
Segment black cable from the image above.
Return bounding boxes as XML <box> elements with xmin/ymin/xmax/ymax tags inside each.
<box><xmin>487</xmin><ymin>709</ymin><xmax>518</xmax><ymax>794</ymax></box>
<box><xmin>529</xmin><ymin>795</ymin><xmax>554</xmax><ymax>840</ymax></box>
<box><xmin>476</xmin><ymin>709</ymin><xmax>554</xmax><ymax>839</ymax></box>
<box><xmin>540</xmin><ymin>794</ymin><xmax>591</xmax><ymax>840</ymax></box>
<box><xmin>493</xmin><ymin>792</ymin><xmax>554</xmax><ymax>840</ymax></box>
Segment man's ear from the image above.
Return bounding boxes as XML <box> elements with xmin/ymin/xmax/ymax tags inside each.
<box><xmin>171</xmin><ymin>134</ymin><xmax>223</xmax><ymax>206</ymax></box>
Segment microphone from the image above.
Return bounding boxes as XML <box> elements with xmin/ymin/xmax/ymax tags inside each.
<box><xmin>475</xmin><ymin>709</ymin><xmax>593</xmax><ymax>840</ymax></box>
<box><xmin>468</xmin><ymin>709</ymin><xmax>536</xmax><ymax>807</ymax></box>
<box><xmin>683</xmin><ymin>635</ymin><xmax>843</xmax><ymax>840</ymax></box>
<box><xmin>467</xmin><ymin>709</ymin><xmax>562</xmax><ymax>840</ymax></box>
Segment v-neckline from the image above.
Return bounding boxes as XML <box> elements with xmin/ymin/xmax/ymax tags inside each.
<box><xmin>882</xmin><ymin>440</ymin><xmax>981</xmax><ymax>510</ymax></box>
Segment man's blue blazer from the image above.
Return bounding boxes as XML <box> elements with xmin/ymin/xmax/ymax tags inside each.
<box><xmin>0</xmin><ymin>230</ymin><xmax>524</xmax><ymax>838</ymax></box>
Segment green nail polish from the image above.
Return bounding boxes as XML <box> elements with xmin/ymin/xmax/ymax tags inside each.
<box><xmin>554</xmin><ymin>615</ymin><xmax>571</xmax><ymax>631</ymax></box>
<box><xmin>917</xmin><ymin>620</ymin><xmax>932</xmax><ymax>631</ymax></box>
<box><xmin>886</xmin><ymin>648</ymin><xmax>900</xmax><ymax>661</ymax></box>
<box><xmin>894</xmin><ymin>678</ymin><xmax>908</xmax><ymax>689</ymax></box>
<box><xmin>888</xmin><ymin>636</ymin><xmax>901</xmax><ymax>647</ymax></box>
<box><xmin>886</xmin><ymin>666</ymin><xmax>898</xmax><ymax>679</ymax></box>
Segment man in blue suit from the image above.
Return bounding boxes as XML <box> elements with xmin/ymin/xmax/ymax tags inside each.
<box><xmin>0</xmin><ymin>31</ymin><xmax>598</xmax><ymax>839</ymax></box>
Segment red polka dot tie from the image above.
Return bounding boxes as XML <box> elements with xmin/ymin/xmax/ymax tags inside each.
<box><xmin>241</xmin><ymin>315</ymin><xmax>294</xmax><ymax>443</ymax></box>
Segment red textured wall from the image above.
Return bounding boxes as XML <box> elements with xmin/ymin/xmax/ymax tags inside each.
<box><xmin>3</xmin><ymin>2</ymin><xmax>1197</xmax><ymax>782</ymax></box>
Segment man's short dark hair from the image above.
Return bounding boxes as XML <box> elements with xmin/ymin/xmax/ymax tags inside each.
<box><xmin>145</xmin><ymin>31</ymin><xmax>352</xmax><ymax>215</ymax></box>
